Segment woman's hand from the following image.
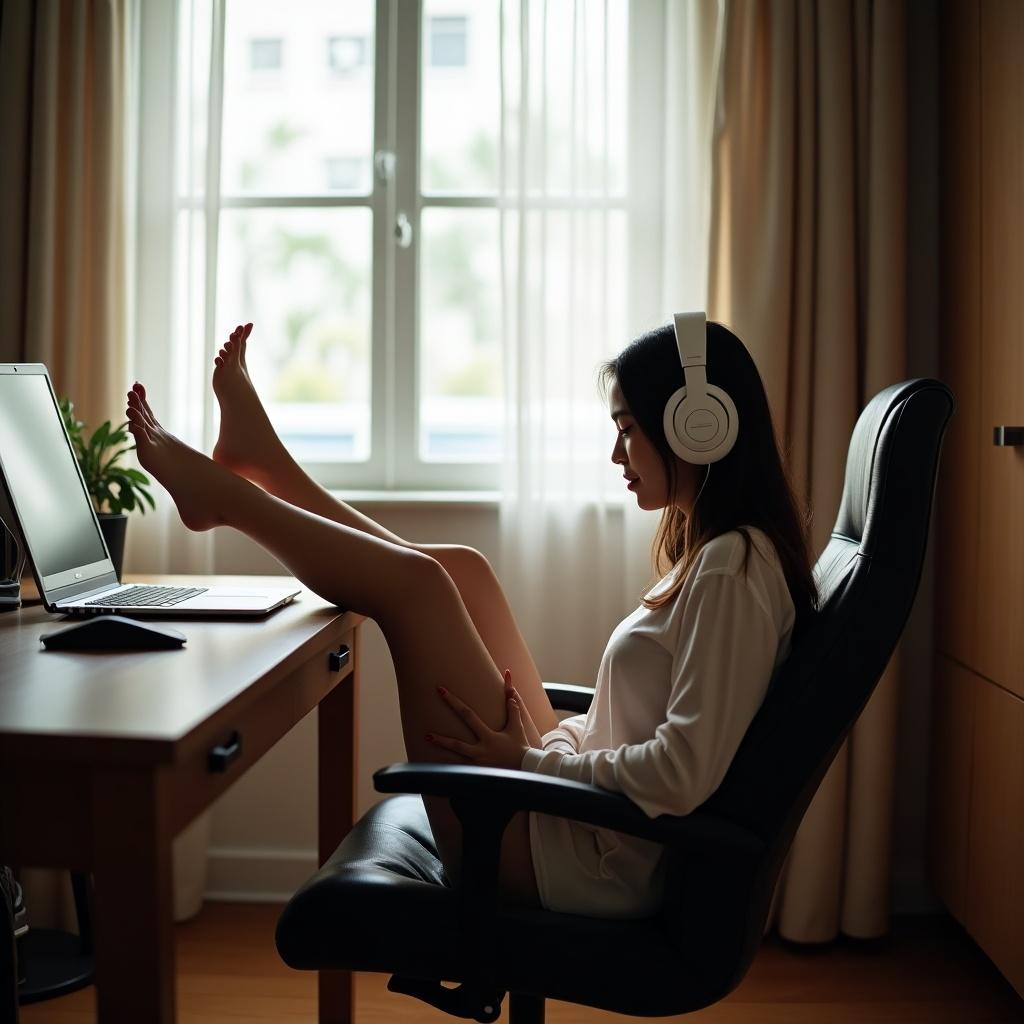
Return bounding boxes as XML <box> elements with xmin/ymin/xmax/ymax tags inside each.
<box><xmin>427</xmin><ymin>670</ymin><xmax>542</xmax><ymax>770</ymax></box>
<box><xmin>506</xmin><ymin>670</ymin><xmax>545</xmax><ymax>750</ymax></box>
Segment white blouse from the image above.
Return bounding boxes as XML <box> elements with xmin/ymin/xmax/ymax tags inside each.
<box><xmin>521</xmin><ymin>526</ymin><xmax>796</xmax><ymax>918</ymax></box>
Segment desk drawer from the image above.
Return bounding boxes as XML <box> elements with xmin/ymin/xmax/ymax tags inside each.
<box><xmin>165</xmin><ymin>628</ymin><xmax>355</xmax><ymax>834</ymax></box>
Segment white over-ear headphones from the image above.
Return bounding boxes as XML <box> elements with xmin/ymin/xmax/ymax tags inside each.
<box><xmin>662</xmin><ymin>312</ymin><xmax>739</xmax><ymax>465</ymax></box>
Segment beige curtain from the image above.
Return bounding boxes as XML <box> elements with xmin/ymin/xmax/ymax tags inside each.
<box><xmin>0</xmin><ymin>0</ymin><xmax>131</xmax><ymax>425</ymax></box>
<box><xmin>0</xmin><ymin>0</ymin><xmax>133</xmax><ymax>931</ymax></box>
<box><xmin>707</xmin><ymin>0</ymin><xmax>907</xmax><ymax>941</ymax></box>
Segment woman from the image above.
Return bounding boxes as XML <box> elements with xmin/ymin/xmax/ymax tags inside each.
<box><xmin>124</xmin><ymin>317</ymin><xmax>817</xmax><ymax>919</ymax></box>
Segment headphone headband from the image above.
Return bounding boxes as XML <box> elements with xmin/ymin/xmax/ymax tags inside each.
<box><xmin>673</xmin><ymin>312</ymin><xmax>708</xmax><ymax>368</ymax></box>
<box><xmin>662</xmin><ymin>313</ymin><xmax>739</xmax><ymax>465</ymax></box>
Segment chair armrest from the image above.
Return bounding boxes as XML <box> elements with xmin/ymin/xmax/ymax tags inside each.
<box><xmin>373</xmin><ymin>762</ymin><xmax>762</xmax><ymax>854</ymax></box>
<box><xmin>541</xmin><ymin>681</ymin><xmax>595</xmax><ymax>713</ymax></box>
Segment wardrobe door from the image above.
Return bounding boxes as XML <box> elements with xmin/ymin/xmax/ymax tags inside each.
<box><xmin>965</xmin><ymin>680</ymin><xmax>1024</xmax><ymax>996</ymax></box>
<box><xmin>927</xmin><ymin>655</ymin><xmax>976</xmax><ymax>922</ymax></box>
<box><xmin>974</xmin><ymin>0</ymin><xmax>1024</xmax><ymax>700</ymax></box>
<box><xmin>935</xmin><ymin>0</ymin><xmax>981</xmax><ymax>668</ymax></box>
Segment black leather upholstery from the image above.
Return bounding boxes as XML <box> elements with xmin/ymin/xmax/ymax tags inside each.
<box><xmin>276</xmin><ymin>378</ymin><xmax>954</xmax><ymax>1022</ymax></box>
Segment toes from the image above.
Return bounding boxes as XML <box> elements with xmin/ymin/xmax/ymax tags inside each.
<box><xmin>139</xmin><ymin>394</ymin><xmax>158</xmax><ymax>425</ymax></box>
<box><xmin>127</xmin><ymin>391</ymin><xmax>145</xmax><ymax>418</ymax></box>
<box><xmin>128</xmin><ymin>387</ymin><xmax>158</xmax><ymax>428</ymax></box>
<box><xmin>126</xmin><ymin>408</ymin><xmax>149</xmax><ymax>439</ymax></box>
<box><xmin>130</xmin><ymin>421</ymin><xmax>152</xmax><ymax>446</ymax></box>
<box><xmin>214</xmin><ymin>356</ymin><xmax>224</xmax><ymax>367</ymax></box>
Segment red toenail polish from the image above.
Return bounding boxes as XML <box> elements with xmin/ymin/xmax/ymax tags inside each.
<box><xmin>437</xmin><ymin>686</ymin><xmax>447</xmax><ymax>696</ymax></box>
<box><xmin>425</xmin><ymin>733</ymin><xmax>434</xmax><ymax>742</ymax></box>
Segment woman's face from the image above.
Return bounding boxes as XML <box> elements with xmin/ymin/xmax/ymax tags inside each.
<box><xmin>608</xmin><ymin>379</ymin><xmax>699</xmax><ymax>511</ymax></box>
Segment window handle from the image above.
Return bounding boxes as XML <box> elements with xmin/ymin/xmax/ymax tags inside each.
<box><xmin>374</xmin><ymin>150</ymin><xmax>396</xmax><ymax>183</ymax></box>
<box><xmin>395</xmin><ymin>211</ymin><xmax>413</xmax><ymax>248</ymax></box>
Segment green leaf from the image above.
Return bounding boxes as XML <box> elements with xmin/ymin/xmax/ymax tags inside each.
<box><xmin>99</xmin><ymin>446</ymin><xmax>132</xmax><ymax>475</ymax></box>
<box><xmin>94</xmin><ymin>483</ymin><xmax>113</xmax><ymax>514</ymax></box>
<box><xmin>56</xmin><ymin>400</ymin><xmax>157</xmax><ymax>515</ymax></box>
<box><xmin>88</xmin><ymin>421</ymin><xmax>111</xmax><ymax>459</ymax></box>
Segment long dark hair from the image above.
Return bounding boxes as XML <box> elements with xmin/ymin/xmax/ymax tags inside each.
<box><xmin>600</xmin><ymin>321</ymin><xmax>819</xmax><ymax>625</ymax></box>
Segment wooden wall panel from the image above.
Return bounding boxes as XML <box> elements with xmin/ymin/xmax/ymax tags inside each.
<box><xmin>974</xmin><ymin>0</ymin><xmax>1024</xmax><ymax>700</ymax></box>
<box><xmin>927</xmin><ymin>656</ymin><xmax>976</xmax><ymax>923</ymax></box>
<box><xmin>935</xmin><ymin>0</ymin><xmax>981</xmax><ymax>667</ymax></box>
<box><xmin>965</xmin><ymin>680</ymin><xmax>1024</xmax><ymax>997</ymax></box>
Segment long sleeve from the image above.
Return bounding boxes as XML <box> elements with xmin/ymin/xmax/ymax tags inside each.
<box><xmin>520</xmin><ymin>571</ymin><xmax>780</xmax><ymax>818</ymax></box>
<box><xmin>538</xmin><ymin>713</ymin><xmax>588</xmax><ymax>755</ymax></box>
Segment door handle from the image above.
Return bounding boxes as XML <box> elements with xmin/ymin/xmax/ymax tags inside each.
<box><xmin>994</xmin><ymin>427</ymin><xmax>1024</xmax><ymax>446</ymax></box>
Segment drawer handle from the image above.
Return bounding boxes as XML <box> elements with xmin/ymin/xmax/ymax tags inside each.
<box><xmin>994</xmin><ymin>426</ymin><xmax>1024</xmax><ymax>446</ymax></box>
<box><xmin>329</xmin><ymin>645</ymin><xmax>351</xmax><ymax>673</ymax></box>
<box><xmin>208</xmin><ymin>731</ymin><xmax>243</xmax><ymax>773</ymax></box>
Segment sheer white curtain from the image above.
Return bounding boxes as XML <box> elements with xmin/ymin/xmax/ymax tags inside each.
<box><xmin>124</xmin><ymin>0</ymin><xmax>218</xmax><ymax>580</ymax></box>
<box><xmin>496</xmin><ymin>0</ymin><xmax>721</xmax><ymax>686</ymax></box>
<box><xmin>128</xmin><ymin>0</ymin><xmax>223</xmax><ymax>919</ymax></box>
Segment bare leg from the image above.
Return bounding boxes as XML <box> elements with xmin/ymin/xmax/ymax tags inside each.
<box><xmin>126</xmin><ymin>386</ymin><xmax>540</xmax><ymax>905</ymax></box>
<box><xmin>209</xmin><ymin>323</ymin><xmax>558</xmax><ymax>737</ymax></box>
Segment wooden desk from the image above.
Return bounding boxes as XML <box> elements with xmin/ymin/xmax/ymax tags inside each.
<box><xmin>0</xmin><ymin>575</ymin><xmax>362</xmax><ymax>1024</ymax></box>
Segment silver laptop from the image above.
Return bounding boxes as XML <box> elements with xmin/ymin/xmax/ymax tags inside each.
<box><xmin>0</xmin><ymin>364</ymin><xmax>301</xmax><ymax>617</ymax></box>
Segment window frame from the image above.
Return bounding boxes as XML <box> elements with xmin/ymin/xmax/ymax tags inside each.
<box><xmin>149</xmin><ymin>0</ymin><xmax>641</xmax><ymax>494</ymax></box>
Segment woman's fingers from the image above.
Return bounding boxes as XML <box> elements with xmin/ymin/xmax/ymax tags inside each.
<box><xmin>425</xmin><ymin>732</ymin><xmax>475</xmax><ymax>758</ymax></box>
<box><xmin>437</xmin><ymin>687</ymin><xmax>489</xmax><ymax>735</ymax></box>
<box><xmin>506</xmin><ymin>684</ymin><xmax>533</xmax><ymax>723</ymax></box>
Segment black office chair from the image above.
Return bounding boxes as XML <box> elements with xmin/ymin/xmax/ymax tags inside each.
<box><xmin>276</xmin><ymin>378</ymin><xmax>954</xmax><ymax>1022</ymax></box>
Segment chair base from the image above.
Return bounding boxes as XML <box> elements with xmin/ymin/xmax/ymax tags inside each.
<box><xmin>388</xmin><ymin>974</ymin><xmax>504</xmax><ymax>1022</ymax></box>
<box><xmin>387</xmin><ymin>975</ymin><xmax>545</xmax><ymax>1024</ymax></box>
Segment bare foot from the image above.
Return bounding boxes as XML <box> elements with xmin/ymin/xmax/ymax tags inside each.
<box><xmin>211</xmin><ymin>323</ymin><xmax>294</xmax><ymax>487</ymax></box>
<box><xmin>126</xmin><ymin>384</ymin><xmax>226</xmax><ymax>532</ymax></box>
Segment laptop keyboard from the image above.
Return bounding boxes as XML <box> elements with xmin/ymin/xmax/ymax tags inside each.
<box><xmin>83</xmin><ymin>585</ymin><xmax>210</xmax><ymax>608</ymax></box>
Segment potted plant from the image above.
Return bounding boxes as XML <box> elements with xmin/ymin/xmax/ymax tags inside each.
<box><xmin>58</xmin><ymin>397</ymin><xmax>155</xmax><ymax>580</ymax></box>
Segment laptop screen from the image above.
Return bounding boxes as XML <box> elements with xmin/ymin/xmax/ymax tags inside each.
<box><xmin>0</xmin><ymin>368</ymin><xmax>112</xmax><ymax>588</ymax></box>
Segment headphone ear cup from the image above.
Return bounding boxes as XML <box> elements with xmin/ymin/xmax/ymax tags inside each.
<box><xmin>663</xmin><ymin>385</ymin><xmax>739</xmax><ymax>464</ymax></box>
<box><xmin>662</xmin><ymin>386</ymin><xmax>694</xmax><ymax>460</ymax></box>
<box><xmin>702</xmin><ymin>384</ymin><xmax>739</xmax><ymax>463</ymax></box>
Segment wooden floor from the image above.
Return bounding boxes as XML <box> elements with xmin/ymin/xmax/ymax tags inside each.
<box><xmin>19</xmin><ymin>903</ymin><xmax>1024</xmax><ymax>1023</ymax></box>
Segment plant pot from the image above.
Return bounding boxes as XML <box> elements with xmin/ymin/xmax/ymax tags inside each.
<box><xmin>97</xmin><ymin>513</ymin><xmax>128</xmax><ymax>581</ymax></box>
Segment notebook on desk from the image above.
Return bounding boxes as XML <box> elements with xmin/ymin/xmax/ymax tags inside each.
<box><xmin>0</xmin><ymin>364</ymin><xmax>301</xmax><ymax>617</ymax></box>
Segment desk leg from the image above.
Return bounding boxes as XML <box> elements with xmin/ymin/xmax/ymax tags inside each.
<box><xmin>91</xmin><ymin>768</ymin><xmax>175</xmax><ymax>1024</ymax></box>
<box><xmin>318</xmin><ymin>638</ymin><xmax>359</xmax><ymax>1024</ymax></box>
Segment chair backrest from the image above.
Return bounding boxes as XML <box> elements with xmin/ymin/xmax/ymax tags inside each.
<box><xmin>660</xmin><ymin>378</ymin><xmax>954</xmax><ymax>1001</ymax></box>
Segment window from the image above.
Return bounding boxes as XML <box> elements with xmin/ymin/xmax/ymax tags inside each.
<box><xmin>170</xmin><ymin>1</ymin><xmax>631</xmax><ymax>491</ymax></box>
<box><xmin>325</xmin><ymin>157</ymin><xmax>364</xmax><ymax>191</ymax></box>
<box><xmin>249</xmin><ymin>38</ymin><xmax>283</xmax><ymax>72</ymax></box>
<box><xmin>428</xmin><ymin>16</ymin><xmax>468</xmax><ymax>68</ymax></box>
<box><xmin>327</xmin><ymin>35</ymin><xmax>368</xmax><ymax>75</ymax></box>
